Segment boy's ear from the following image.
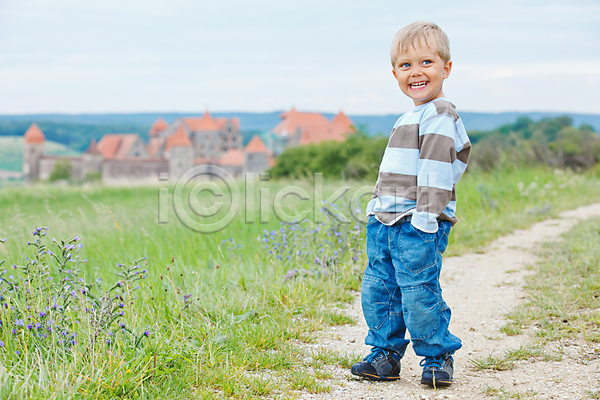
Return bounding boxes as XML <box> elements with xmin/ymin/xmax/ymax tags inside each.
<box><xmin>443</xmin><ymin>60</ymin><xmax>452</xmax><ymax>79</ymax></box>
<box><xmin>392</xmin><ymin>69</ymin><xmax>397</xmax><ymax>79</ymax></box>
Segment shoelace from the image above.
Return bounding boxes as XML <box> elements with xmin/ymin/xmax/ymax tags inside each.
<box><xmin>420</xmin><ymin>356</ymin><xmax>445</xmax><ymax>370</ymax></box>
<box><xmin>363</xmin><ymin>348</ymin><xmax>387</xmax><ymax>363</ymax></box>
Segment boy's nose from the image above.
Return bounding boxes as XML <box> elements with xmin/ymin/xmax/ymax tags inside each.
<box><xmin>410</xmin><ymin>67</ymin><xmax>423</xmax><ymax>76</ymax></box>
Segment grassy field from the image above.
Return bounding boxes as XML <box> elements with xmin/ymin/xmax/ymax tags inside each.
<box><xmin>0</xmin><ymin>136</ymin><xmax>80</xmax><ymax>172</ymax></box>
<box><xmin>0</xmin><ymin>165</ymin><xmax>599</xmax><ymax>398</ymax></box>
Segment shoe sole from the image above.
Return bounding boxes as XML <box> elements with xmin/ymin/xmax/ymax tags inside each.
<box><xmin>420</xmin><ymin>378</ymin><xmax>452</xmax><ymax>386</ymax></box>
<box><xmin>352</xmin><ymin>371</ymin><xmax>401</xmax><ymax>381</ymax></box>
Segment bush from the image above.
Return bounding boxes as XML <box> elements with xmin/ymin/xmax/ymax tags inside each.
<box><xmin>48</xmin><ymin>159</ymin><xmax>72</xmax><ymax>182</ymax></box>
<box><xmin>269</xmin><ymin>132</ymin><xmax>387</xmax><ymax>180</ymax></box>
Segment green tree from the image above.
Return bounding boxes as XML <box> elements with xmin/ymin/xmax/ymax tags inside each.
<box><xmin>49</xmin><ymin>160</ymin><xmax>72</xmax><ymax>182</ymax></box>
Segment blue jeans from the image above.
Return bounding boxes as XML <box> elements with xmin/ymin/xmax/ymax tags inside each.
<box><xmin>361</xmin><ymin>215</ymin><xmax>462</xmax><ymax>358</ymax></box>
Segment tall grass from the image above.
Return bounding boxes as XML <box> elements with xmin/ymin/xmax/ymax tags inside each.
<box><xmin>0</xmin><ymin>165</ymin><xmax>599</xmax><ymax>398</ymax></box>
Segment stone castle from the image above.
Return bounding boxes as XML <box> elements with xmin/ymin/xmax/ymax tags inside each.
<box><xmin>22</xmin><ymin>109</ymin><xmax>355</xmax><ymax>185</ymax></box>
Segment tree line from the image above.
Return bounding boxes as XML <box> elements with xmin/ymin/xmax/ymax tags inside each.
<box><xmin>269</xmin><ymin>117</ymin><xmax>600</xmax><ymax>179</ymax></box>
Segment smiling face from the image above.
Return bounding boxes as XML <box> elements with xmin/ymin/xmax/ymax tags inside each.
<box><xmin>392</xmin><ymin>39</ymin><xmax>452</xmax><ymax>106</ymax></box>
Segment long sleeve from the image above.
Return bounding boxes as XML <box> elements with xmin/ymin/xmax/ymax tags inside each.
<box><xmin>412</xmin><ymin>113</ymin><xmax>470</xmax><ymax>233</ymax></box>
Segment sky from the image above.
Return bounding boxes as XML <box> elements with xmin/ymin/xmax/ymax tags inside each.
<box><xmin>1</xmin><ymin>0</ymin><xmax>599</xmax><ymax>115</ymax></box>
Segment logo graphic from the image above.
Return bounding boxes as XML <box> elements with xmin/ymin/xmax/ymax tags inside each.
<box><xmin>172</xmin><ymin>165</ymin><xmax>240</xmax><ymax>234</ymax></box>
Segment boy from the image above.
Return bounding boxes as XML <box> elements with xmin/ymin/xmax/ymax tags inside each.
<box><xmin>351</xmin><ymin>21</ymin><xmax>471</xmax><ymax>387</ymax></box>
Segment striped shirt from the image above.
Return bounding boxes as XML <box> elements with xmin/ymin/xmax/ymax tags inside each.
<box><xmin>366</xmin><ymin>98</ymin><xmax>471</xmax><ymax>233</ymax></box>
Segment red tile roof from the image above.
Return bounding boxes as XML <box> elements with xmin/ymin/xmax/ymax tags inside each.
<box><xmin>165</xmin><ymin>126</ymin><xmax>192</xmax><ymax>151</ymax></box>
<box><xmin>272</xmin><ymin>108</ymin><xmax>330</xmax><ymax>136</ymax></box>
<box><xmin>147</xmin><ymin>137</ymin><xmax>165</xmax><ymax>157</ymax></box>
<box><xmin>24</xmin><ymin>123</ymin><xmax>45</xmax><ymax>144</ymax></box>
<box><xmin>332</xmin><ymin>111</ymin><xmax>354</xmax><ymax>128</ymax></box>
<box><xmin>245</xmin><ymin>135</ymin><xmax>268</xmax><ymax>153</ymax></box>
<box><xmin>273</xmin><ymin>108</ymin><xmax>354</xmax><ymax>145</ymax></box>
<box><xmin>219</xmin><ymin>149</ymin><xmax>245</xmax><ymax>167</ymax></box>
<box><xmin>194</xmin><ymin>157</ymin><xmax>217</xmax><ymax>165</ymax></box>
<box><xmin>97</xmin><ymin>134</ymin><xmax>142</xmax><ymax>159</ymax></box>
<box><xmin>85</xmin><ymin>139</ymin><xmax>101</xmax><ymax>155</ymax></box>
<box><xmin>182</xmin><ymin>111</ymin><xmax>240</xmax><ymax>132</ymax></box>
<box><xmin>149</xmin><ymin>118</ymin><xmax>169</xmax><ymax>137</ymax></box>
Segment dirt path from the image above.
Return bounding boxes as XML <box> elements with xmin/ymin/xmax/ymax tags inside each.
<box><xmin>299</xmin><ymin>203</ymin><xmax>600</xmax><ymax>400</ymax></box>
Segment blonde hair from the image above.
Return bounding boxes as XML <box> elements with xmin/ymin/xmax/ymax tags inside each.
<box><xmin>390</xmin><ymin>21</ymin><xmax>451</xmax><ymax>67</ymax></box>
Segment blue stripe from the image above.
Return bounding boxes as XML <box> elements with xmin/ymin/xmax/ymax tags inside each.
<box><xmin>417</xmin><ymin>159</ymin><xmax>453</xmax><ymax>191</ymax></box>
<box><xmin>419</xmin><ymin>115</ymin><xmax>456</xmax><ymax>139</ymax></box>
<box><xmin>445</xmin><ymin>201</ymin><xmax>457</xmax><ymax>215</ymax></box>
<box><xmin>366</xmin><ymin>196</ymin><xmax>416</xmax><ymax>214</ymax></box>
<box><xmin>452</xmin><ymin>159</ymin><xmax>468</xmax><ymax>182</ymax></box>
<box><xmin>379</xmin><ymin>148</ymin><xmax>419</xmax><ymax>175</ymax></box>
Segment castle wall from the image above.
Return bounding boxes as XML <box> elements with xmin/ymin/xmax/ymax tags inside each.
<box><xmin>221</xmin><ymin>164</ymin><xmax>244</xmax><ymax>178</ymax></box>
<box><xmin>102</xmin><ymin>159</ymin><xmax>168</xmax><ymax>185</ymax></box>
<box><xmin>219</xmin><ymin>122</ymin><xmax>242</xmax><ymax>153</ymax></box>
<box><xmin>81</xmin><ymin>154</ymin><xmax>103</xmax><ymax>178</ymax></box>
<box><xmin>194</xmin><ymin>130</ymin><xmax>220</xmax><ymax>161</ymax></box>
<box><xmin>244</xmin><ymin>152</ymin><xmax>269</xmax><ymax>174</ymax></box>
<box><xmin>168</xmin><ymin>146</ymin><xmax>193</xmax><ymax>182</ymax></box>
<box><xmin>39</xmin><ymin>156</ymin><xmax>83</xmax><ymax>181</ymax></box>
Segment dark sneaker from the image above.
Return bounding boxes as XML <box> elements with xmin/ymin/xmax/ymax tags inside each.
<box><xmin>420</xmin><ymin>355</ymin><xmax>454</xmax><ymax>387</ymax></box>
<box><xmin>351</xmin><ymin>348</ymin><xmax>401</xmax><ymax>381</ymax></box>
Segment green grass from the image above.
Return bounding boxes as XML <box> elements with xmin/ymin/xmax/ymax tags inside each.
<box><xmin>0</xmin><ymin>136</ymin><xmax>80</xmax><ymax>172</ymax></box>
<box><xmin>470</xmin><ymin>344</ymin><xmax>561</xmax><ymax>371</ymax></box>
<box><xmin>0</xmin><ymin>165</ymin><xmax>599</xmax><ymax>398</ymax></box>
<box><xmin>483</xmin><ymin>385</ymin><xmax>538</xmax><ymax>399</ymax></box>
<box><xmin>501</xmin><ymin>216</ymin><xmax>600</xmax><ymax>345</ymax></box>
<box><xmin>448</xmin><ymin>164</ymin><xmax>600</xmax><ymax>255</ymax></box>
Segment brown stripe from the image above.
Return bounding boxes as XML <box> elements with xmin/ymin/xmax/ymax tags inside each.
<box><xmin>438</xmin><ymin>213</ymin><xmax>458</xmax><ymax>225</ymax></box>
<box><xmin>416</xmin><ymin>186</ymin><xmax>453</xmax><ymax>215</ymax></box>
<box><xmin>433</xmin><ymin>101</ymin><xmax>459</xmax><ymax>121</ymax></box>
<box><xmin>456</xmin><ymin>143</ymin><xmax>471</xmax><ymax>164</ymax></box>
<box><xmin>376</xmin><ymin>172</ymin><xmax>417</xmax><ymax>200</ymax></box>
<box><xmin>371</xmin><ymin>180</ymin><xmax>379</xmax><ymax>199</ymax></box>
<box><xmin>388</xmin><ymin>124</ymin><xmax>419</xmax><ymax>149</ymax></box>
<box><xmin>451</xmin><ymin>184</ymin><xmax>456</xmax><ymax>201</ymax></box>
<box><xmin>419</xmin><ymin>133</ymin><xmax>456</xmax><ymax>163</ymax></box>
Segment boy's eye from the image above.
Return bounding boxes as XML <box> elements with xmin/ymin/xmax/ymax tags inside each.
<box><xmin>399</xmin><ymin>62</ymin><xmax>410</xmax><ymax>68</ymax></box>
<box><xmin>422</xmin><ymin>60</ymin><xmax>432</xmax><ymax>65</ymax></box>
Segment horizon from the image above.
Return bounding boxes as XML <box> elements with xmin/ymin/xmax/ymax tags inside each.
<box><xmin>1</xmin><ymin>108</ymin><xmax>600</xmax><ymax>118</ymax></box>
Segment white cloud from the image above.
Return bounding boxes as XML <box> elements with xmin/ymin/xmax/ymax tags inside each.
<box><xmin>0</xmin><ymin>0</ymin><xmax>598</xmax><ymax>114</ymax></box>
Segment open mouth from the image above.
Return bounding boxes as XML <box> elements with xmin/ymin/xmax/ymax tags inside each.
<box><xmin>409</xmin><ymin>82</ymin><xmax>428</xmax><ymax>89</ymax></box>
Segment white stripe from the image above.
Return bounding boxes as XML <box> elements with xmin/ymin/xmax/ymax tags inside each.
<box><xmin>379</xmin><ymin>148</ymin><xmax>419</xmax><ymax>175</ymax></box>
<box><xmin>453</xmin><ymin>159</ymin><xmax>468</xmax><ymax>182</ymax></box>
<box><xmin>417</xmin><ymin>159</ymin><xmax>454</xmax><ymax>191</ymax></box>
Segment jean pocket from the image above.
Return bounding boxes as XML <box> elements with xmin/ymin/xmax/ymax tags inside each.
<box><xmin>361</xmin><ymin>274</ymin><xmax>390</xmax><ymax>331</ymax></box>
<box><xmin>437</xmin><ymin>221</ymin><xmax>452</xmax><ymax>255</ymax></box>
<box><xmin>399</xmin><ymin>223</ymin><xmax>437</xmax><ymax>275</ymax></box>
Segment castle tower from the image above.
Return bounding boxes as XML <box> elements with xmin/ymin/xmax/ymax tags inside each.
<box><xmin>23</xmin><ymin>123</ymin><xmax>46</xmax><ymax>184</ymax></box>
<box><xmin>165</xmin><ymin>126</ymin><xmax>193</xmax><ymax>181</ymax></box>
<box><xmin>244</xmin><ymin>135</ymin><xmax>270</xmax><ymax>174</ymax></box>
